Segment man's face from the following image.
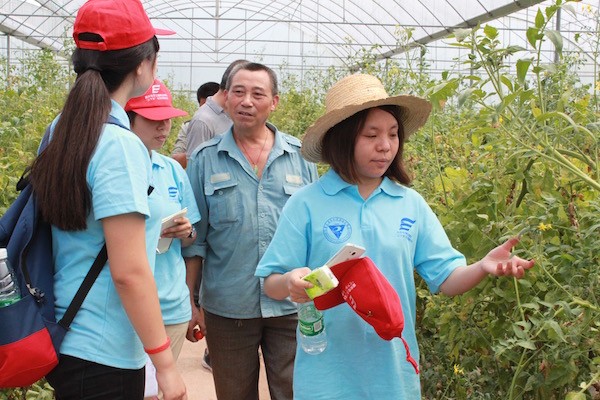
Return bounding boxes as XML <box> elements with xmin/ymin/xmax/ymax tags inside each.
<box><xmin>225</xmin><ymin>69</ymin><xmax>279</xmax><ymax>132</ymax></box>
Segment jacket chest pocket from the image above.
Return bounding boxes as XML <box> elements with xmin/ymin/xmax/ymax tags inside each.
<box><xmin>205</xmin><ymin>179</ymin><xmax>241</xmax><ymax>225</ymax></box>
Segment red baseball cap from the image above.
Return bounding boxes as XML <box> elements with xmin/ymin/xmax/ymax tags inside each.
<box><xmin>73</xmin><ymin>0</ymin><xmax>175</xmax><ymax>51</ymax></box>
<box><xmin>125</xmin><ymin>79</ymin><xmax>188</xmax><ymax>121</ymax></box>
<box><xmin>313</xmin><ymin>257</ymin><xmax>419</xmax><ymax>373</ymax></box>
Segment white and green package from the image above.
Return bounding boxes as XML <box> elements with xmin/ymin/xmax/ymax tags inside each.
<box><xmin>302</xmin><ymin>265</ymin><xmax>339</xmax><ymax>299</ymax></box>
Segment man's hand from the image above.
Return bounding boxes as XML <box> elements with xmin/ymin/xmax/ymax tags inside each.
<box><xmin>186</xmin><ymin>305</ymin><xmax>206</xmax><ymax>342</ymax></box>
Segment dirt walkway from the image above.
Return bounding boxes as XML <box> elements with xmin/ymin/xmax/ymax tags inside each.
<box><xmin>177</xmin><ymin>337</ymin><xmax>272</xmax><ymax>400</ymax></box>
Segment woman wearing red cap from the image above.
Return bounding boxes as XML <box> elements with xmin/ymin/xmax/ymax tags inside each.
<box><xmin>125</xmin><ymin>79</ymin><xmax>200</xmax><ymax>397</ymax></box>
<box><xmin>28</xmin><ymin>0</ymin><xmax>187</xmax><ymax>399</ymax></box>
<box><xmin>256</xmin><ymin>74</ymin><xmax>535</xmax><ymax>399</ymax></box>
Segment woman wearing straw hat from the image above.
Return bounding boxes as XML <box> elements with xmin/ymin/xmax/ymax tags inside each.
<box><xmin>256</xmin><ymin>74</ymin><xmax>534</xmax><ymax>399</ymax></box>
<box><xmin>125</xmin><ymin>79</ymin><xmax>200</xmax><ymax>398</ymax></box>
<box><xmin>29</xmin><ymin>0</ymin><xmax>186</xmax><ymax>398</ymax></box>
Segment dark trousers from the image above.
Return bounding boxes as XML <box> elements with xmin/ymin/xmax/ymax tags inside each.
<box><xmin>204</xmin><ymin>311</ymin><xmax>297</xmax><ymax>400</ymax></box>
<box><xmin>47</xmin><ymin>354</ymin><xmax>145</xmax><ymax>400</ymax></box>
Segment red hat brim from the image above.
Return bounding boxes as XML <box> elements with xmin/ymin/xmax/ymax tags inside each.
<box><xmin>133</xmin><ymin>106</ymin><xmax>188</xmax><ymax>121</ymax></box>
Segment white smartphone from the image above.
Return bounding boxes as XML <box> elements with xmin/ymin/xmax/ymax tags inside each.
<box><xmin>324</xmin><ymin>243</ymin><xmax>366</xmax><ymax>267</ymax></box>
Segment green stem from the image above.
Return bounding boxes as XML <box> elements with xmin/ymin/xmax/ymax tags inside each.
<box><xmin>431</xmin><ymin>111</ymin><xmax>450</xmax><ymax>212</ymax></box>
<box><xmin>500</xmin><ymin>125</ymin><xmax>600</xmax><ymax>192</ymax></box>
<box><xmin>578</xmin><ymin>369</ymin><xmax>600</xmax><ymax>394</ymax></box>
<box><xmin>534</xmin><ymin>15</ymin><xmax>556</xmax><ymax>116</ymax></box>
<box><xmin>514</xmin><ymin>276</ymin><xmax>526</xmax><ymax>322</ymax></box>
<box><xmin>508</xmin><ymin>347</ymin><xmax>528</xmax><ymax>400</ymax></box>
<box><xmin>472</xmin><ymin>38</ymin><xmax>504</xmax><ymax>102</ymax></box>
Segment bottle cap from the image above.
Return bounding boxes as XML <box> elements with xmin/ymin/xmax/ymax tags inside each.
<box><xmin>193</xmin><ymin>329</ymin><xmax>204</xmax><ymax>340</ymax></box>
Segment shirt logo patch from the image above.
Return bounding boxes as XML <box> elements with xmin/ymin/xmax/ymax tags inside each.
<box><xmin>397</xmin><ymin>217</ymin><xmax>416</xmax><ymax>242</ymax></box>
<box><xmin>168</xmin><ymin>186</ymin><xmax>178</xmax><ymax>200</ymax></box>
<box><xmin>323</xmin><ymin>217</ymin><xmax>352</xmax><ymax>244</ymax></box>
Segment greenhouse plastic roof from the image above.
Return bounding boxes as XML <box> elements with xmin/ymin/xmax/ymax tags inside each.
<box><xmin>1</xmin><ymin>0</ymin><xmax>598</xmax><ymax>90</ymax></box>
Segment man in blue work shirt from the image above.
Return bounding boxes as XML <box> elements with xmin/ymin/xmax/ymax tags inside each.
<box><xmin>184</xmin><ymin>62</ymin><xmax>318</xmax><ymax>400</ymax></box>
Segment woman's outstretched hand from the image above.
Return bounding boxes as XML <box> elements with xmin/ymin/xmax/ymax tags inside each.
<box><xmin>479</xmin><ymin>237</ymin><xmax>535</xmax><ymax>279</ymax></box>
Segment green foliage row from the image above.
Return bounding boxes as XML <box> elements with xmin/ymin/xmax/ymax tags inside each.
<box><xmin>1</xmin><ymin>1</ymin><xmax>599</xmax><ymax>398</ymax></box>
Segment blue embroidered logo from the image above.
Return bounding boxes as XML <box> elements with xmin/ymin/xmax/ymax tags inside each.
<box><xmin>323</xmin><ymin>217</ymin><xmax>352</xmax><ymax>243</ymax></box>
<box><xmin>397</xmin><ymin>217</ymin><xmax>416</xmax><ymax>242</ymax></box>
<box><xmin>168</xmin><ymin>186</ymin><xmax>178</xmax><ymax>200</ymax></box>
<box><xmin>399</xmin><ymin>218</ymin><xmax>416</xmax><ymax>231</ymax></box>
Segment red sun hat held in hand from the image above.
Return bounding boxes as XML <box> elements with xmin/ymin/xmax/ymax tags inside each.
<box><xmin>313</xmin><ymin>257</ymin><xmax>419</xmax><ymax>373</ymax></box>
<box><xmin>73</xmin><ymin>0</ymin><xmax>175</xmax><ymax>51</ymax></box>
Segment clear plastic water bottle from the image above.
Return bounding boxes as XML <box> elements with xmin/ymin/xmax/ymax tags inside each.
<box><xmin>297</xmin><ymin>302</ymin><xmax>327</xmax><ymax>354</ymax></box>
<box><xmin>0</xmin><ymin>248</ymin><xmax>21</xmax><ymax>307</ymax></box>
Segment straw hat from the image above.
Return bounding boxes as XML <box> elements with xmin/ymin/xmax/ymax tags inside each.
<box><xmin>301</xmin><ymin>74</ymin><xmax>432</xmax><ymax>163</ymax></box>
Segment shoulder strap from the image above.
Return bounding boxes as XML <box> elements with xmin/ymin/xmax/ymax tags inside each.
<box><xmin>59</xmin><ymin>117</ymin><xmax>152</xmax><ymax>329</ymax></box>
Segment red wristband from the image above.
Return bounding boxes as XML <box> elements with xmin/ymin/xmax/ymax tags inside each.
<box><xmin>144</xmin><ymin>337</ymin><xmax>171</xmax><ymax>355</ymax></box>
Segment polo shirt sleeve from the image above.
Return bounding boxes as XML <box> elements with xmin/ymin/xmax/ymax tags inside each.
<box><xmin>88</xmin><ymin>126</ymin><xmax>151</xmax><ymax>220</ymax></box>
<box><xmin>413</xmin><ymin>199</ymin><xmax>466</xmax><ymax>294</ymax></box>
<box><xmin>183</xmin><ymin>150</ymin><xmax>208</xmax><ymax>258</ymax></box>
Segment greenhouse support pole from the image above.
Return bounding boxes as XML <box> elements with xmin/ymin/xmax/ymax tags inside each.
<box><xmin>6</xmin><ymin>35</ymin><xmax>9</xmax><ymax>86</ymax></box>
<box><xmin>555</xmin><ymin>7</ymin><xmax>561</xmax><ymax>64</ymax></box>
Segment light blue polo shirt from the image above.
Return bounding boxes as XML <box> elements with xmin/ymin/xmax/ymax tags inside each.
<box><xmin>150</xmin><ymin>152</ymin><xmax>200</xmax><ymax>325</ymax></box>
<box><xmin>52</xmin><ymin>101</ymin><xmax>162</xmax><ymax>369</ymax></box>
<box><xmin>184</xmin><ymin>123</ymin><xmax>318</xmax><ymax>319</ymax></box>
<box><xmin>256</xmin><ymin>169</ymin><xmax>466</xmax><ymax>399</ymax></box>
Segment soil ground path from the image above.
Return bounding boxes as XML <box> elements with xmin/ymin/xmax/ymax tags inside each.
<box><xmin>178</xmin><ymin>336</ymin><xmax>272</xmax><ymax>400</ymax></box>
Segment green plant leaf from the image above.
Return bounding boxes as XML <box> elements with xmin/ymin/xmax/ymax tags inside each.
<box><xmin>544</xmin><ymin>320</ymin><xmax>567</xmax><ymax>342</ymax></box>
<box><xmin>559</xmin><ymin>3</ymin><xmax>577</xmax><ymax>17</ymax></box>
<box><xmin>544</xmin><ymin>29</ymin><xmax>563</xmax><ymax>54</ymax></box>
<box><xmin>516</xmin><ymin>59</ymin><xmax>532</xmax><ymax>85</ymax></box>
<box><xmin>458</xmin><ymin>88</ymin><xmax>477</xmax><ymax>107</ymax></box>
<box><xmin>484</xmin><ymin>25</ymin><xmax>498</xmax><ymax>40</ymax></box>
<box><xmin>505</xmin><ymin>45</ymin><xmax>527</xmax><ymax>54</ymax></box>
<box><xmin>453</xmin><ymin>28</ymin><xmax>472</xmax><ymax>43</ymax></box>
<box><xmin>516</xmin><ymin>340</ymin><xmax>536</xmax><ymax>350</ymax></box>
<box><xmin>500</xmin><ymin>75</ymin><xmax>513</xmax><ymax>92</ymax></box>
<box><xmin>545</xmin><ymin>4</ymin><xmax>558</xmax><ymax>20</ymax></box>
<box><xmin>535</xmin><ymin>9</ymin><xmax>545</xmax><ymax>29</ymax></box>
<box><xmin>527</xmin><ymin>27</ymin><xmax>540</xmax><ymax>49</ymax></box>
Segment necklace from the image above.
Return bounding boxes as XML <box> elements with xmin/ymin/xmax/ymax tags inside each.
<box><xmin>238</xmin><ymin>129</ymin><xmax>269</xmax><ymax>174</ymax></box>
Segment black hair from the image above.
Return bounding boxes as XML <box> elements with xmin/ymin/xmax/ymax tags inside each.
<box><xmin>226</xmin><ymin>62</ymin><xmax>278</xmax><ymax>96</ymax></box>
<box><xmin>30</xmin><ymin>36</ymin><xmax>159</xmax><ymax>231</ymax></box>
<box><xmin>197</xmin><ymin>82</ymin><xmax>219</xmax><ymax>104</ymax></box>
<box><xmin>321</xmin><ymin>105</ymin><xmax>411</xmax><ymax>185</ymax></box>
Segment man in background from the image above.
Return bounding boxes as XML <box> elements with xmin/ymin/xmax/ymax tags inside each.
<box><xmin>180</xmin><ymin>60</ymin><xmax>248</xmax><ymax>372</ymax></box>
<box><xmin>184</xmin><ymin>62</ymin><xmax>318</xmax><ymax>400</ymax></box>
<box><xmin>171</xmin><ymin>81</ymin><xmax>219</xmax><ymax>168</ymax></box>
<box><xmin>184</xmin><ymin>59</ymin><xmax>248</xmax><ymax>161</ymax></box>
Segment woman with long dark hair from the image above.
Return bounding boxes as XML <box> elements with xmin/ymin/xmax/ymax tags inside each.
<box><xmin>29</xmin><ymin>0</ymin><xmax>187</xmax><ymax>398</ymax></box>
